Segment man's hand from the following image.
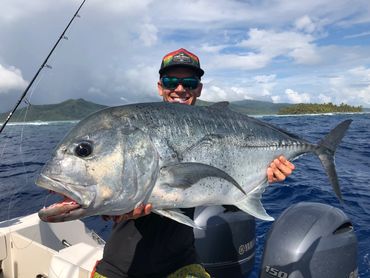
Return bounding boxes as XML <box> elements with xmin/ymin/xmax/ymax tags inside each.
<box><xmin>102</xmin><ymin>204</ymin><xmax>152</xmax><ymax>223</ymax></box>
<box><xmin>267</xmin><ymin>155</ymin><xmax>295</xmax><ymax>183</ymax></box>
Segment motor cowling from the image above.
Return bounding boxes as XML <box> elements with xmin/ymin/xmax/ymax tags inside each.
<box><xmin>194</xmin><ymin>206</ymin><xmax>256</xmax><ymax>278</ymax></box>
<box><xmin>260</xmin><ymin>202</ymin><xmax>358</xmax><ymax>278</ymax></box>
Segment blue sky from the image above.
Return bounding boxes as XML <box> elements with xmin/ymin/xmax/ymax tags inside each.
<box><xmin>0</xmin><ymin>0</ymin><xmax>370</xmax><ymax>112</ymax></box>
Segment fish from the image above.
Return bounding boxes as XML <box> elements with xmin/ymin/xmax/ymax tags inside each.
<box><xmin>36</xmin><ymin>102</ymin><xmax>352</xmax><ymax>228</ymax></box>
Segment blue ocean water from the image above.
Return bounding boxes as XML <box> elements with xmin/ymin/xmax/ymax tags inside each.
<box><xmin>0</xmin><ymin>113</ymin><xmax>369</xmax><ymax>277</ymax></box>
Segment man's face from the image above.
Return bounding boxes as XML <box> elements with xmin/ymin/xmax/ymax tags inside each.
<box><xmin>157</xmin><ymin>67</ymin><xmax>203</xmax><ymax>106</ymax></box>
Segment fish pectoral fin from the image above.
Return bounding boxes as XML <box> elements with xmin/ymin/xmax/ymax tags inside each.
<box><xmin>234</xmin><ymin>182</ymin><xmax>274</xmax><ymax>221</ymax></box>
<box><xmin>160</xmin><ymin>162</ymin><xmax>246</xmax><ymax>195</ymax></box>
<box><xmin>152</xmin><ymin>208</ymin><xmax>203</xmax><ymax>229</ymax></box>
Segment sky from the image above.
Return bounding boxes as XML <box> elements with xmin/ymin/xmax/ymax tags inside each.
<box><xmin>1</xmin><ymin>0</ymin><xmax>370</xmax><ymax>112</ymax></box>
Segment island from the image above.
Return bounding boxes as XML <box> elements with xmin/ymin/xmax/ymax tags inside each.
<box><xmin>278</xmin><ymin>103</ymin><xmax>363</xmax><ymax>115</ymax></box>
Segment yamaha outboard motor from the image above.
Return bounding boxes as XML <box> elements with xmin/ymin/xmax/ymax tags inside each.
<box><xmin>194</xmin><ymin>206</ymin><xmax>256</xmax><ymax>278</ymax></box>
<box><xmin>260</xmin><ymin>202</ymin><xmax>358</xmax><ymax>278</ymax></box>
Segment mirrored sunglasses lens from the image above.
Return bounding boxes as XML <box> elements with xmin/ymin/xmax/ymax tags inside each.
<box><xmin>182</xmin><ymin>78</ymin><xmax>199</xmax><ymax>89</ymax></box>
<box><xmin>162</xmin><ymin>77</ymin><xmax>179</xmax><ymax>89</ymax></box>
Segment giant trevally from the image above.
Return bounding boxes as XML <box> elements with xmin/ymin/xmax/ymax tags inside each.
<box><xmin>36</xmin><ymin>102</ymin><xmax>352</xmax><ymax>228</ymax></box>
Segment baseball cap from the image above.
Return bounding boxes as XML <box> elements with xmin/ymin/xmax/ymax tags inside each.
<box><xmin>159</xmin><ymin>48</ymin><xmax>204</xmax><ymax>77</ymax></box>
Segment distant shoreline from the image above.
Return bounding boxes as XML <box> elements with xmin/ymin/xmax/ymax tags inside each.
<box><xmin>2</xmin><ymin>111</ymin><xmax>368</xmax><ymax>125</ymax></box>
<box><xmin>1</xmin><ymin>99</ymin><xmax>369</xmax><ymax>123</ymax></box>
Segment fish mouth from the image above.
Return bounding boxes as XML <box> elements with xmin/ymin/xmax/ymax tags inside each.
<box><xmin>38</xmin><ymin>194</ymin><xmax>83</xmax><ymax>222</ymax></box>
<box><xmin>36</xmin><ymin>174</ymin><xmax>95</xmax><ymax>222</ymax></box>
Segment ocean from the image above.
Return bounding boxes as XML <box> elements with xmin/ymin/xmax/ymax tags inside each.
<box><xmin>0</xmin><ymin>113</ymin><xmax>369</xmax><ymax>277</ymax></box>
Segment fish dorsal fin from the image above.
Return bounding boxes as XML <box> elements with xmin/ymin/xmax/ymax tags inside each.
<box><xmin>152</xmin><ymin>208</ymin><xmax>203</xmax><ymax>229</ymax></box>
<box><xmin>159</xmin><ymin>162</ymin><xmax>246</xmax><ymax>195</ymax></box>
<box><xmin>234</xmin><ymin>181</ymin><xmax>274</xmax><ymax>221</ymax></box>
<box><xmin>210</xmin><ymin>101</ymin><xmax>229</xmax><ymax>110</ymax></box>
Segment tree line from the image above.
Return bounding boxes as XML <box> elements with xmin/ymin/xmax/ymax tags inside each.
<box><xmin>278</xmin><ymin>102</ymin><xmax>363</xmax><ymax>115</ymax></box>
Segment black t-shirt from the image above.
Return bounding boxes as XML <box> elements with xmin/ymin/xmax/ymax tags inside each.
<box><xmin>95</xmin><ymin>209</ymin><xmax>199</xmax><ymax>278</ymax></box>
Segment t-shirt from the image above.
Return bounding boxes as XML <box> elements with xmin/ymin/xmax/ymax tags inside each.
<box><xmin>95</xmin><ymin>209</ymin><xmax>199</xmax><ymax>278</ymax></box>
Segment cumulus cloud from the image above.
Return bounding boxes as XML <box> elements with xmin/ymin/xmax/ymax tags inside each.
<box><xmin>318</xmin><ymin>93</ymin><xmax>332</xmax><ymax>103</ymax></box>
<box><xmin>328</xmin><ymin>66</ymin><xmax>370</xmax><ymax>106</ymax></box>
<box><xmin>201</xmin><ymin>75</ymin><xmax>277</xmax><ymax>102</ymax></box>
<box><xmin>138</xmin><ymin>23</ymin><xmax>158</xmax><ymax>46</ymax></box>
<box><xmin>203</xmin><ymin>27</ymin><xmax>322</xmax><ymax>72</ymax></box>
<box><xmin>272</xmin><ymin>88</ymin><xmax>311</xmax><ymax>104</ymax></box>
<box><xmin>93</xmin><ymin>64</ymin><xmax>160</xmax><ymax>104</ymax></box>
<box><xmin>285</xmin><ymin>88</ymin><xmax>311</xmax><ymax>103</ymax></box>
<box><xmin>0</xmin><ymin>64</ymin><xmax>28</xmax><ymax>94</ymax></box>
<box><xmin>209</xmin><ymin>52</ymin><xmax>271</xmax><ymax>70</ymax></box>
<box><xmin>295</xmin><ymin>15</ymin><xmax>316</xmax><ymax>33</ymax></box>
<box><xmin>240</xmin><ymin>28</ymin><xmax>321</xmax><ymax>65</ymax></box>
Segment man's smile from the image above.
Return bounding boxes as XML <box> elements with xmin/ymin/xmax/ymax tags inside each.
<box><xmin>168</xmin><ymin>95</ymin><xmax>192</xmax><ymax>104</ymax></box>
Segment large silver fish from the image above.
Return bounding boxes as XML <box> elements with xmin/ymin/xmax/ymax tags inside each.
<box><xmin>36</xmin><ymin>102</ymin><xmax>351</xmax><ymax>228</ymax></box>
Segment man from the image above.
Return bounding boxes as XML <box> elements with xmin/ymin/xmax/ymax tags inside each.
<box><xmin>93</xmin><ymin>48</ymin><xmax>295</xmax><ymax>278</ymax></box>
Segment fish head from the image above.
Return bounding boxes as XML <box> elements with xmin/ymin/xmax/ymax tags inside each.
<box><xmin>36</xmin><ymin>109</ymin><xmax>159</xmax><ymax>222</ymax></box>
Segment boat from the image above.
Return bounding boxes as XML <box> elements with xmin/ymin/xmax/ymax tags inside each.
<box><xmin>0</xmin><ymin>213</ymin><xmax>103</xmax><ymax>278</ymax></box>
<box><xmin>0</xmin><ymin>202</ymin><xmax>359</xmax><ymax>278</ymax></box>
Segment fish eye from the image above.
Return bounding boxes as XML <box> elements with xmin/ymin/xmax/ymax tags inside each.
<box><xmin>74</xmin><ymin>141</ymin><xmax>93</xmax><ymax>157</ymax></box>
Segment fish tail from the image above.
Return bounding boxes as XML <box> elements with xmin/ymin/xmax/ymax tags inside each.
<box><xmin>315</xmin><ymin>120</ymin><xmax>352</xmax><ymax>201</ymax></box>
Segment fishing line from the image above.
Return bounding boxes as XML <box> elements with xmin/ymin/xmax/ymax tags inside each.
<box><xmin>0</xmin><ymin>2</ymin><xmax>88</xmax><ymax>273</ymax></box>
<box><xmin>4</xmin><ymin>70</ymin><xmax>46</xmax><ymax>223</ymax></box>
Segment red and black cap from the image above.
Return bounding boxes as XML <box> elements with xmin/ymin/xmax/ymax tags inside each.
<box><xmin>159</xmin><ymin>48</ymin><xmax>204</xmax><ymax>77</ymax></box>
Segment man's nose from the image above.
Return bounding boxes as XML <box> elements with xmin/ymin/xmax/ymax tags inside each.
<box><xmin>174</xmin><ymin>83</ymin><xmax>186</xmax><ymax>92</ymax></box>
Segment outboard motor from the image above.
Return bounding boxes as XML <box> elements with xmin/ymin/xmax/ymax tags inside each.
<box><xmin>194</xmin><ymin>206</ymin><xmax>256</xmax><ymax>278</ymax></box>
<box><xmin>260</xmin><ymin>202</ymin><xmax>358</xmax><ymax>278</ymax></box>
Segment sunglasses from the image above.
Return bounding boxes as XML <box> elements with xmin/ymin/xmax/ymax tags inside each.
<box><xmin>161</xmin><ymin>76</ymin><xmax>200</xmax><ymax>90</ymax></box>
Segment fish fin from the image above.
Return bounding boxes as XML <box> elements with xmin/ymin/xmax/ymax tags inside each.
<box><xmin>210</xmin><ymin>101</ymin><xmax>230</xmax><ymax>109</ymax></box>
<box><xmin>152</xmin><ymin>208</ymin><xmax>203</xmax><ymax>229</ymax></box>
<box><xmin>234</xmin><ymin>181</ymin><xmax>274</xmax><ymax>221</ymax></box>
<box><xmin>160</xmin><ymin>162</ymin><xmax>246</xmax><ymax>195</ymax></box>
<box><xmin>315</xmin><ymin>120</ymin><xmax>352</xmax><ymax>201</ymax></box>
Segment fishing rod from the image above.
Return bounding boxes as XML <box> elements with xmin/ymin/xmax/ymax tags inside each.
<box><xmin>0</xmin><ymin>0</ymin><xmax>87</xmax><ymax>134</ymax></box>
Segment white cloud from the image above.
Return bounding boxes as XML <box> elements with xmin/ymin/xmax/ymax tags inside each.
<box><xmin>200</xmin><ymin>44</ymin><xmax>227</xmax><ymax>53</ymax></box>
<box><xmin>254</xmin><ymin>74</ymin><xmax>276</xmax><ymax>83</ymax></box>
<box><xmin>328</xmin><ymin>66</ymin><xmax>370</xmax><ymax>106</ymax></box>
<box><xmin>318</xmin><ymin>94</ymin><xmax>332</xmax><ymax>103</ymax></box>
<box><xmin>201</xmin><ymin>75</ymin><xmax>277</xmax><ymax>102</ymax></box>
<box><xmin>239</xmin><ymin>28</ymin><xmax>321</xmax><ymax>65</ymax></box>
<box><xmin>88</xmin><ymin>0</ymin><xmax>152</xmax><ymax>15</ymax></box>
<box><xmin>209</xmin><ymin>52</ymin><xmax>271</xmax><ymax>70</ymax></box>
<box><xmin>138</xmin><ymin>23</ymin><xmax>158</xmax><ymax>46</ymax></box>
<box><xmin>0</xmin><ymin>64</ymin><xmax>28</xmax><ymax>93</ymax></box>
<box><xmin>284</xmin><ymin>88</ymin><xmax>311</xmax><ymax>103</ymax></box>
<box><xmin>295</xmin><ymin>15</ymin><xmax>316</xmax><ymax>33</ymax></box>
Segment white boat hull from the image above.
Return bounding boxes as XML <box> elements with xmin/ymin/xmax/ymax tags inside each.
<box><xmin>0</xmin><ymin>213</ymin><xmax>104</xmax><ymax>278</ymax></box>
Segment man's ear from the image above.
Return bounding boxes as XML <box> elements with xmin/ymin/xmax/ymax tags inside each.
<box><xmin>195</xmin><ymin>82</ymin><xmax>203</xmax><ymax>97</ymax></box>
<box><xmin>157</xmin><ymin>81</ymin><xmax>164</xmax><ymax>96</ymax></box>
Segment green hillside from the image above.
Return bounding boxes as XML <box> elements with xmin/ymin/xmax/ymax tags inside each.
<box><xmin>196</xmin><ymin>99</ymin><xmax>292</xmax><ymax>115</ymax></box>
<box><xmin>0</xmin><ymin>99</ymin><xmax>108</xmax><ymax>122</ymax></box>
<box><xmin>1</xmin><ymin>98</ymin><xmax>367</xmax><ymax>123</ymax></box>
